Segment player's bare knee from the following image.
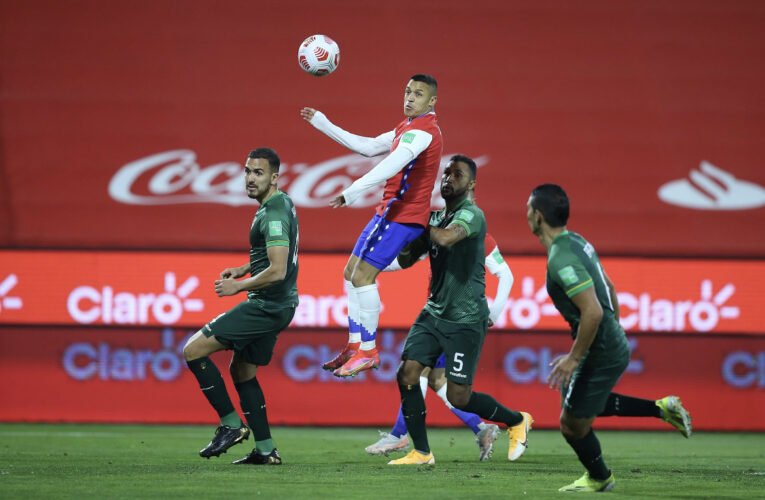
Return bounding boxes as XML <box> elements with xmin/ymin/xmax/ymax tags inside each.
<box><xmin>183</xmin><ymin>330</ymin><xmax>205</xmax><ymax>362</ymax></box>
<box><xmin>396</xmin><ymin>361</ymin><xmax>422</xmax><ymax>386</ymax></box>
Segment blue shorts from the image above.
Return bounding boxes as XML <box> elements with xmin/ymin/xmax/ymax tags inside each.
<box><xmin>434</xmin><ymin>353</ymin><xmax>446</xmax><ymax>369</ymax></box>
<box><xmin>352</xmin><ymin>214</ymin><xmax>424</xmax><ymax>270</ymax></box>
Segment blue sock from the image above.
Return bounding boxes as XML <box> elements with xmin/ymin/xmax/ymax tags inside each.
<box><xmin>390</xmin><ymin>405</ymin><xmax>408</xmax><ymax>438</ymax></box>
<box><xmin>451</xmin><ymin>407</ymin><xmax>483</xmax><ymax>434</ymax></box>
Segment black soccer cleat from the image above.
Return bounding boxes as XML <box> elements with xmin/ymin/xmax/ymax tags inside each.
<box><xmin>232</xmin><ymin>447</ymin><xmax>282</xmax><ymax>465</ymax></box>
<box><xmin>199</xmin><ymin>425</ymin><xmax>250</xmax><ymax>458</ymax></box>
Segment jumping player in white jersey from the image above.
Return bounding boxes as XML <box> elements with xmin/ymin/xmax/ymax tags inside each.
<box><xmin>301</xmin><ymin>74</ymin><xmax>443</xmax><ymax>377</ymax></box>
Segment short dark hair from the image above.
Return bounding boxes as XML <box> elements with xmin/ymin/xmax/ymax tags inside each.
<box><xmin>247</xmin><ymin>148</ymin><xmax>280</xmax><ymax>172</ymax></box>
<box><xmin>530</xmin><ymin>184</ymin><xmax>569</xmax><ymax>227</ymax></box>
<box><xmin>410</xmin><ymin>74</ymin><xmax>437</xmax><ymax>95</ymax></box>
<box><xmin>449</xmin><ymin>154</ymin><xmax>477</xmax><ymax>180</ymax></box>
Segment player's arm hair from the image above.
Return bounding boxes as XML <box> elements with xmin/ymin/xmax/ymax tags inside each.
<box><xmin>601</xmin><ymin>266</ymin><xmax>620</xmax><ymax>322</ymax></box>
<box><xmin>568</xmin><ymin>286</ymin><xmax>604</xmax><ymax>363</ymax></box>
<box><xmin>429</xmin><ymin>222</ymin><xmax>468</xmax><ymax>248</ymax></box>
<box><xmin>309</xmin><ymin>111</ymin><xmax>393</xmax><ymax>157</ymax></box>
<box><xmin>396</xmin><ymin>233</ymin><xmax>430</xmax><ymax>269</ymax></box>
<box><xmin>235</xmin><ymin>246</ymin><xmax>289</xmax><ymax>291</ymax></box>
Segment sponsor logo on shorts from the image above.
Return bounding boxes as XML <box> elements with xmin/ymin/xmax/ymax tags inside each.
<box><xmin>449</xmin><ymin>371</ymin><xmax>468</xmax><ymax>379</ymax></box>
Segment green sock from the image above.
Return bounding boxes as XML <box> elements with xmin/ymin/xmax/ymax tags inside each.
<box><xmin>463</xmin><ymin>391</ymin><xmax>523</xmax><ymax>427</ymax></box>
<box><xmin>221</xmin><ymin>411</ymin><xmax>242</xmax><ymax>428</ymax></box>
<box><xmin>399</xmin><ymin>383</ymin><xmax>429</xmax><ymax>454</ymax></box>
<box><xmin>256</xmin><ymin>439</ymin><xmax>275</xmax><ymax>454</ymax></box>
<box><xmin>186</xmin><ymin>357</ymin><xmax>238</xmax><ymax>423</ymax></box>
<box><xmin>235</xmin><ymin>377</ymin><xmax>271</xmax><ymax>443</ymax></box>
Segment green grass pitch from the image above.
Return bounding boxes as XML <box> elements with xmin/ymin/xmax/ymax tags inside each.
<box><xmin>1</xmin><ymin>424</ymin><xmax>763</xmax><ymax>499</ymax></box>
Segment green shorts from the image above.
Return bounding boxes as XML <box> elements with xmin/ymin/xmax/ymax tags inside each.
<box><xmin>203</xmin><ymin>300</ymin><xmax>295</xmax><ymax>366</ymax></box>
<box><xmin>561</xmin><ymin>341</ymin><xmax>630</xmax><ymax>418</ymax></box>
<box><xmin>401</xmin><ymin>309</ymin><xmax>487</xmax><ymax>385</ymax></box>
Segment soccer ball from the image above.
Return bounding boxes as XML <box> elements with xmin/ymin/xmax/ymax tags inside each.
<box><xmin>297</xmin><ymin>35</ymin><xmax>340</xmax><ymax>76</ymax></box>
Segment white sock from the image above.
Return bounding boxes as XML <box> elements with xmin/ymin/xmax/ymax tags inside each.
<box><xmin>436</xmin><ymin>384</ymin><xmax>454</xmax><ymax>410</ymax></box>
<box><xmin>356</xmin><ymin>283</ymin><xmax>380</xmax><ymax>350</ymax></box>
<box><xmin>345</xmin><ymin>280</ymin><xmax>361</xmax><ymax>344</ymax></box>
<box><xmin>419</xmin><ymin>376</ymin><xmax>428</xmax><ymax>398</ymax></box>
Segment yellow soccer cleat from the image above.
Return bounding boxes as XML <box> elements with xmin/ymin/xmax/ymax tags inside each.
<box><xmin>507</xmin><ymin>411</ymin><xmax>533</xmax><ymax>461</ymax></box>
<box><xmin>558</xmin><ymin>472</ymin><xmax>615</xmax><ymax>492</ymax></box>
<box><xmin>387</xmin><ymin>449</ymin><xmax>435</xmax><ymax>465</ymax></box>
<box><xmin>656</xmin><ymin>395</ymin><xmax>692</xmax><ymax>438</ymax></box>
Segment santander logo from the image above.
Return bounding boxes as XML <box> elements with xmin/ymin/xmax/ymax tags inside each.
<box><xmin>658</xmin><ymin>161</ymin><xmax>765</xmax><ymax>210</ymax></box>
<box><xmin>108</xmin><ymin>150</ymin><xmax>488</xmax><ymax>209</ymax></box>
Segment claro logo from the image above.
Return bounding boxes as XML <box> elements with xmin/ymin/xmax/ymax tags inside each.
<box><xmin>67</xmin><ymin>272</ymin><xmax>203</xmax><ymax>325</ymax></box>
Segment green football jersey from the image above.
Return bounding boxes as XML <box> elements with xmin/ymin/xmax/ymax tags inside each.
<box><xmin>546</xmin><ymin>230</ymin><xmax>626</xmax><ymax>355</ymax></box>
<box><xmin>247</xmin><ymin>190</ymin><xmax>299</xmax><ymax>308</ymax></box>
<box><xmin>424</xmin><ymin>198</ymin><xmax>489</xmax><ymax>323</ymax></box>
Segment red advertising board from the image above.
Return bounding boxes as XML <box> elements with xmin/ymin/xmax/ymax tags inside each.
<box><xmin>1</xmin><ymin>250</ymin><xmax>763</xmax><ymax>334</ymax></box>
<box><xmin>1</xmin><ymin>1</ymin><xmax>764</xmax><ymax>257</ymax></box>
<box><xmin>1</xmin><ymin>327</ymin><xmax>763</xmax><ymax>431</ymax></box>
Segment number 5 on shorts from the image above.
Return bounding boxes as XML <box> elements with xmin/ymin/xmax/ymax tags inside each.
<box><xmin>453</xmin><ymin>352</ymin><xmax>464</xmax><ymax>372</ymax></box>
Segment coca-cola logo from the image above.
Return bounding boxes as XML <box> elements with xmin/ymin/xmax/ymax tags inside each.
<box><xmin>108</xmin><ymin>150</ymin><xmax>488</xmax><ymax>208</ymax></box>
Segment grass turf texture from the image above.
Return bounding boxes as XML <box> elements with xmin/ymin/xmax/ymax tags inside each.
<box><xmin>1</xmin><ymin>424</ymin><xmax>763</xmax><ymax>499</ymax></box>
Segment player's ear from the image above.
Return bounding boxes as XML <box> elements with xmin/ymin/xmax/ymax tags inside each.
<box><xmin>429</xmin><ymin>95</ymin><xmax>437</xmax><ymax>107</ymax></box>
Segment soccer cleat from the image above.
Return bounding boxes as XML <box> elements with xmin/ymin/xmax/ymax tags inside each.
<box><xmin>199</xmin><ymin>425</ymin><xmax>250</xmax><ymax>458</ymax></box>
<box><xmin>507</xmin><ymin>412</ymin><xmax>533</xmax><ymax>461</ymax></box>
<box><xmin>232</xmin><ymin>447</ymin><xmax>282</xmax><ymax>465</ymax></box>
<box><xmin>387</xmin><ymin>449</ymin><xmax>435</xmax><ymax>465</ymax></box>
<box><xmin>333</xmin><ymin>348</ymin><xmax>380</xmax><ymax>377</ymax></box>
<box><xmin>365</xmin><ymin>431</ymin><xmax>410</xmax><ymax>456</ymax></box>
<box><xmin>558</xmin><ymin>472</ymin><xmax>615</xmax><ymax>492</ymax></box>
<box><xmin>656</xmin><ymin>395</ymin><xmax>692</xmax><ymax>438</ymax></box>
<box><xmin>475</xmin><ymin>424</ymin><xmax>499</xmax><ymax>461</ymax></box>
<box><xmin>321</xmin><ymin>342</ymin><xmax>359</xmax><ymax>371</ymax></box>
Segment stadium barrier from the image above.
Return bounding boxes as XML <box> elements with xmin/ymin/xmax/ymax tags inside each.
<box><xmin>1</xmin><ymin>250</ymin><xmax>763</xmax><ymax>334</ymax></box>
<box><xmin>1</xmin><ymin>326</ymin><xmax>763</xmax><ymax>431</ymax></box>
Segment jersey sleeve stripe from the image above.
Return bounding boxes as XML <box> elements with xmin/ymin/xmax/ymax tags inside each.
<box><xmin>266</xmin><ymin>240</ymin><xmax>289</xmax><ymax>247</ymax></box>
<box><xmin>565</xmin><ymin>279</ymin><xmax>593</xmax><ymax>297</ymax></box>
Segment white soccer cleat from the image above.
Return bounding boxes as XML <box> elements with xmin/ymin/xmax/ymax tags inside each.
<box><xmin>364</xmin><ymin>431</ymin><xmax>410</xmax><ymax>456</ymax></box>
<box><xmin>475</xmin><ymin>424</ymin><xmax>500</xmax><ymax>461</ymax></box>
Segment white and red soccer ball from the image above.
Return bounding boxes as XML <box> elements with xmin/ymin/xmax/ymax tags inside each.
<box><xmin>297</xmin><ymin>35</ymin><xmax>340</xmax><ymax>76</ymax></box>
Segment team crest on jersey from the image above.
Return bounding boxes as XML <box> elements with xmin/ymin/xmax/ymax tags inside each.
<box><xmin>558</xmin><ymin>266</ymin><xmax>579</xmax><ymax>286</ymax></box>
<box><xmin>269</xmin><ymin>221</ymin><xmax>282</xmax><ymax>236</ymax></box>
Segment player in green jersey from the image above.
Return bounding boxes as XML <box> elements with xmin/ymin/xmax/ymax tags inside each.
<box><xmin>183</xmin><ymin>147</ymin><xmax>299</xmax><ymax>466</ymax></box>
<box><xmin>527</xmin><ymin>183</ymin><xmax>692</xmax><ymax>492</ymax></box>
<box><xmin>387</xmin><ymin>155</ymin><xmax>533</xmax><ymax>465</ymax></box>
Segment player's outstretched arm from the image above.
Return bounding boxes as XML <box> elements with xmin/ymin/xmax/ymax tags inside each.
<box><xmin>429</xmin><ymin>222</ymin><xmax>469</xmax><ymax>248</ymax></box>
<box><xmin>300</xmin><ymin>107</ymin><xmax>393</xmax><ymax>157</ymax></box>
<box><xmin>485</xmin><ymin>246</ymin><xmax>514</xmax><ymax>325</ymax></box>
<box><xmin>339</xmin><ymin>129</ymin><xmax>433</xmax><ymax>207</ymax></box>
<box><xmin>214</xmin><ymin>246</ymin><xmax>288</xmax><ymax>297</ymax></box>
